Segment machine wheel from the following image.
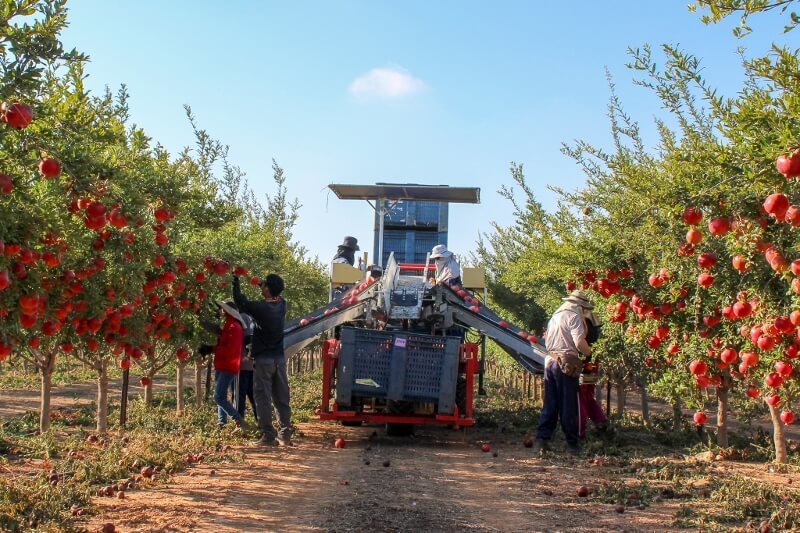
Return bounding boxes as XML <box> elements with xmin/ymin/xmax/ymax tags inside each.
<box><xmin>341</xmin><ymin>421</ymin><xmax>363</xmax><ymax>427</ymax></box>
<box><xmin>455</xmin><ymin>376</ymin><xmax>467</xmax><ymax>416</ymax></box>
<box><xmin>386</xmin><ymin>400</ymin><xmax>415</xmax><ymax>436</ymax></box>
<box><xmin>386</xmin><ymin>423</ymin><xmax>415</xmax><ymax>436</ymax></box>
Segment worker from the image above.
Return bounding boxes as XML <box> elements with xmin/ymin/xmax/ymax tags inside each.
<box><xmin>331</xmin><ymin>236</ymin><xmax>360</xmax><ymax>301</ymax></box>
<box><xmin>532</xmin><ymin>290</ymin><xmax>594</xmax><ymax>456</ymax></box>
<box><xmin>331</xmin><ymin>236</ymin><xmax>359</xmax><ymax>266</ymax></box>
<box><xmin>578</xmin><ymin>311</ymin><xmax>608</xmax><ymax>439</ymax></box>
<box><xmin>429</xmin><ymin>244</ymin><xmax>462</xmax><ymax>287</ymax></box>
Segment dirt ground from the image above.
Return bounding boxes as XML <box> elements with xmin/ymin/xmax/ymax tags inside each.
<box><xmin>3</xmin><ymin>378</ymin><xmax>799</xmax><ymax>532</ymax></box>
<box><xmin>83</xmin><ymin>422</ymin><xmax>688</xmax><ymax>533</ymax></box>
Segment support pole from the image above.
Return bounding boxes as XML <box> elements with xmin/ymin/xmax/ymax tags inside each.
<box><xmin>377</xmin><ymin>197</ymin><xmax>385</xmax><ymax>267</ymax></box>
<box><xmin>120</xmin><ymin>368</ymin><xmax>129</xmax><ymax>428</ymax></box>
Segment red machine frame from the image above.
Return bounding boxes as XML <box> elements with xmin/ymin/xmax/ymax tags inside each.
<box><xmin>317</xmin><ymin>339</ymin><xmax>478</xmax><ymax>428</ymax></box>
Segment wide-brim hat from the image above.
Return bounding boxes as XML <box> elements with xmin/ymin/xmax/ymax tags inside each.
<box><xmin>562</xmin><ymin>290</ymin><xmax>594</xmax><ymax>310</ymax></box>
<box><xmin>341</xmin><ymin>236</ymin><xmax>360</xmax><ymax>251</ymax></box>
<box><xmin>430</xmin><ymin>244</ymin><xmax>452</xmax><ymax>259</ymax></box>
<box><xmin>215</xmin><ymin>300</ymin><xmax>243</xmax><ymax>322</ymax></box>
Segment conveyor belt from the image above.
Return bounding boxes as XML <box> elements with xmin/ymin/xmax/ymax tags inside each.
<box><xmin>439</xmin><ymin>285</ymin><xmax>547</xmax><ymax>374</ymax></box>
<box><xmin>283</xmin><ymin>280</ymin><xmax>380</xmax><ymax>357</ymax></box>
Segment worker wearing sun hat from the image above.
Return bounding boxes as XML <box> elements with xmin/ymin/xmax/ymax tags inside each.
<box><xmin>533</xmin><ymin>290</ymin><xmax>595</xmax><ymax>456</ymax></box>
<box><xmin>430</xmin><ymin>244</ymin><xmax>462</xmax><ymax>287</ymax></box>
<box><xmin>201</xmin><ymin>300</ymin><xmax>249</xmax><ymax>432</ymax></box>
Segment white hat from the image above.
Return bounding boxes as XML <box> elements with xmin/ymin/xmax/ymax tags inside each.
<box><xmin>430</xmin><ymin>244</ymin><xmax>452</xmax><ymax>259</ymax></box>
<box><xmin>216</xmin><ymin>300</ymin><xmax>243</xmax><ymax>323</ymax></box>
<box><xmin>561</xmin><ymin>290</ymin><xmax>594</xmax><ymax>310</ymax></box>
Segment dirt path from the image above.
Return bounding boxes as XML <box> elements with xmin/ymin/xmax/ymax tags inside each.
<box><xmin>85</xmin><ymin>422</ymin><xmax>683</xmax><ymax>533</ymax></box>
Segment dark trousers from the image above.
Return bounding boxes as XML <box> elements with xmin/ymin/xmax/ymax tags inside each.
<box><xmin>536</xmin><ymin>359</ymin><xmax>579</xmax><ymax>445</ymax></box>
<box><xmin>253</xmin><ymin>357</ymin><xmax>292</xmax><ymax>441</ymax></box>
<box><xmin>237</xmin><ymin>369</ymin><xmax>258</xmax><ymax>421</ymax></box>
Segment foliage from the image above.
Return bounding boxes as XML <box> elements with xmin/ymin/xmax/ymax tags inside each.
<box><xmin>690</xmin><ymin>0</ymin><xmax>799</xmax><ymax>36</ymax></box>
<box><xmin>477</xmin><ymin>0</ymin><xmax>800</xmax><ymax>461</ymax></box>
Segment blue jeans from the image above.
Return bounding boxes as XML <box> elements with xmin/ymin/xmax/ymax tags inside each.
<box><xmin>536</xmin><ymin>359</ymin><xmax>579</xmax><ymax>445</ymax></box>
<box><xmin>237</xmin><ymin>369</ymin><xmax>258</xmax><ymax>421</ymax></box>
<box><xmin>214</xmin><ymin>370</ymin><xmax>242</xmax><ymax>426</ymax></box>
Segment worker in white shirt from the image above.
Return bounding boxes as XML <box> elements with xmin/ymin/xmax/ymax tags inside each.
<box><xmin>429</xmin><ymin>244</ymin><xmax>462</xmax><ymax>287</ymax></box>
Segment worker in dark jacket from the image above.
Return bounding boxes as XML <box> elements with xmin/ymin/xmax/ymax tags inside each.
<box><xmin>233</xmin><ymin>273</ymin><xmax>292</xmax><ymax>446</ymax></box>
<box><xmin>331</xmin><ymin>236</ymin><xmax>359</xmax><ymax>266</ymax></box>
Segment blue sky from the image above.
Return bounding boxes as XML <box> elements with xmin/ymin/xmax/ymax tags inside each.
<box><xmin>61</xmin><ymin>1</ymin><xmax>793</xmax><ymax>265</ymax></box>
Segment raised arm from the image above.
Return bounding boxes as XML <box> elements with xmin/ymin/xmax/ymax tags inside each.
<box><xmin>232</xmin><ymin>275</ymin><xmax>254</xmax><ymax>314</ymax></box>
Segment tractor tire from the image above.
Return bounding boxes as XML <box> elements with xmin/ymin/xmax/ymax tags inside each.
<box><xmin>386</xmin><ymin>423</ymin><xmax>415</xmax><ymax>436</ymax></box>
<box><xmin>455</xmin><ymin>376</ymin><xmax>467</xmax><ymax>415</ymax></box>
<box><xmin>386</xmin><ymin>400</ymin><xmax>415</xmax><ymax>436</ymax></box>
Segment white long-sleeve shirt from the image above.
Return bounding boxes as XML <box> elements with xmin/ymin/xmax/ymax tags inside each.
<box><xmin>544</xmin><ymin>303</ymin><xmax>587</xmax><ymax>365</ymax></box>
<box><xmin>434</xmin><ymin>256</ymin><xmax>461</xmax><ymax>284</ymax></box>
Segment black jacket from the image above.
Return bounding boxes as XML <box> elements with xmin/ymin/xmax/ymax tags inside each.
<box><xmin>232</xmin><ymin>277</ymin><xmax>286</xmax><ymax>359</ymax></box>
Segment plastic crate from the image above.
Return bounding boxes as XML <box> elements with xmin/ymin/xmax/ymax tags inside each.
<box><xmin>413</xmin><ymin>201</ymin><xmax>441</xmax><ymax>226</ymax></box>
<box><xmin>336</xmin><ymin>327</ymin><xmax>460</xmax><ymax>414</ymax></box>
<box><xmin>413</xmin><ymin>231</ymin><xmax>439</xmax><ymax>263</ymax></box>
<box><xmin>384</xmin><ymin>200</ymin><xmax>408</xmax><ymax>224</ymax></box>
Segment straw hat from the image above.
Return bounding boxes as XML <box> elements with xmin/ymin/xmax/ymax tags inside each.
<box><xmin>562</xmin><ymin>290</ymin><xmax>594</xmax><ymax>310</ymax></box>
<box><xmin>215</xmin><ymin>300</ymin><xmax>243</xmax><ymax>323</ymax></box>
<box><xmin>430</xmin><ymin>244</ymin><xmax>453</xmax><ymax>259</ymax></box>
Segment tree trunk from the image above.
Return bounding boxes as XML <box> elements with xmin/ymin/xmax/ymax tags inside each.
<box><xmin>39</xmin><ymin>352</ymin><xmax>56</xmax><ymax>433</ymax></box>
<box><xmin>195</xmin><ymin>359</ymin><xmax>203</xmax><ymax>408</ymax></box>
<box><xmin>767</xmin><ymin>401</ymin><xmax>788</xmax><ymax>464</ymax></box>
<box><xmin>639</xmin><ymin>382</ymin><xmax>650</xmax><ymax>427</ymax></box>
<box><xmin>205</xmin><ymin>359</ymin><xmax>212</xmax><ymax>399</ymax></box>
<box><xmin>176</xmin><ymin>363</ymin><xmax>185</xmax><ymax>414</ymax></box>
<box><xmin>96</xmin><ymin>359</ymin><xmax>109</xmax><ymax>433</ymax></box>
<box><xmin>716</xmin><ymin>384</ymin><xmax>730</xmax><ymax>448</ymax></box>
<box><xmin>672</xmin><ymin>400</ymin><xmax>682</xmax><ymax>433</ymax></box>
<box><xmin>144</xmin><ymin>377</ymin><xmax>153</xmax><ymax>405</ymax></box>
<box><xmin>615</xmin><ymin>379</ymin><xmax>626</xmax><ymax>417</ymax></box>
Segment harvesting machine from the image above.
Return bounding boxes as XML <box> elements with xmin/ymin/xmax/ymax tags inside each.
<box><xmin>282</xmin><ymin>184</ymin><xmax>546</xmax><ymax>433</ymax></box>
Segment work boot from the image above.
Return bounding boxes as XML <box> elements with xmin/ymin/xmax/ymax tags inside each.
<box><xmin>531</xmin><ymin>438</ymin><xmax>549</xmax><ymax>455</ymax></box>
<box><xmin>234</xmin><ymin>418</ymin><xmax>251</xmax><ymax>433</ymax></box>
<box><xmin>253</xmin><ymin>434</ymin><xmax>277</xmax><ymax>447</ymax></box>
<box><xmin>566</xmin><ymin>442</ymin><xmax>581</xmax><ymax>456</ymax></box>
<box><xmin>276</xmin><ymin>436</ymin><xmax>294</xmax><ymax>447</ymax></box>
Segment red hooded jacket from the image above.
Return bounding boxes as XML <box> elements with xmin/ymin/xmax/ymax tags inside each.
<box><xmin>213</xmin><ymin>315</ymin><xmax>243</xmax><ymax>374</ymax></box>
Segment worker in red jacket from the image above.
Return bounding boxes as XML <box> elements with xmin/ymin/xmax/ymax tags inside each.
<box><xmin>202</xmin><ymin>300</ymin><xmax>248</xmax><ymax>430</ymax></box>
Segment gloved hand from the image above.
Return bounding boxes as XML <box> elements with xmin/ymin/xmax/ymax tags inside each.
<box><xmin>198</xmin><ymin>344</ymin><xmax>213</xmax><ymax>356</ymax></box>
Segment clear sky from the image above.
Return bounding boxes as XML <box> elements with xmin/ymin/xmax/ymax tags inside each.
<box><xmin>60</xmin><ymin>1</ymin><xmax>793</xmax><ymax>266</ymax></box>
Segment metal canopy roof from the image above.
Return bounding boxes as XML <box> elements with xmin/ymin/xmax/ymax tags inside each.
<box><xmin>329</xmin><ymin>183</ymin><xmax>480</xmax><ymax>204</ymax></box>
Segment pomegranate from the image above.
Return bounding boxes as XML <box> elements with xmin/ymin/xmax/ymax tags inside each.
<box><xmin>707</xmin><ymin>217</ymin><xmax>730</xmax><ymax>236</ymax></box>
<box><xmin>685</xmin><ymin>228</ymin><xmax>703</xmax><ymax>245</ymax></box>
<box><xmin>689</xmin><ymin>360</ymin><xmax>708</xmax><ymax>375</ymax></box>
<box><xmin>697</xmin><ymin>272</ymin><xmax>714</xmax><ymax>288</ymax></box>
<box><xmin>682</xmin><ymin>207</ymin><xmax>703</xmax><ymax>225</ymax></box>
<box><xmin>697</xmin><ymin>252</ymin><xmax>717</xmax><ymax>269</ymax></box>
<box><xmin>334</xmin><ymin>438</ymin><xmax>346</xmax><ymax>448</ymax></box>
<box><xmin>763</xmin><ymin>193</ymin><xmax>790</xmax><ymax>220</ymax></box>
<box><xmin>781</xmin><ymin>410</ymin><xmax>796</xmax><ymax>425</ymax></box>
<box><xmin>693</xmin><ymin>412</ymin><xmax>707</xmax><ymax>425</ymax></box>
<box><xmin>766</xmin><ymin>393</ymin><xmax>781</xmax><ymax>406</ymax></box>
<box><xmin>3</xmin><ymin>102</ymin><xmax>33</xmax><ymax>128</ymax></box>
<box><xmin>731</xmin><ymin>254</ymin><xmax>748</xmax><ymax>272</ymax></box>
<box><xmin>764</xmin><ymin>372</ymin><xmax>783</xmax><ymax>388</ymax></box>
<box><xmin>38</xmin><ymin>157</ymin><xmax>61</xmax><ymax>178</ymax></box>
<box><xmin>481</xmin><ymin>443</ymin><xmax>491</xmax><ymax>453</ymax></box>
<box><xmin>0</xmin><ymin>173</ymin><xmax>12</xmax><ymax>194</ymax></box>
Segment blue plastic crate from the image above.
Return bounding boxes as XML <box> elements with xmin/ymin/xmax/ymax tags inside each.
<box><xmin>336</xmin><ymin>327</ymin><xmax>460</xmax><ymax>414</ymax></box>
